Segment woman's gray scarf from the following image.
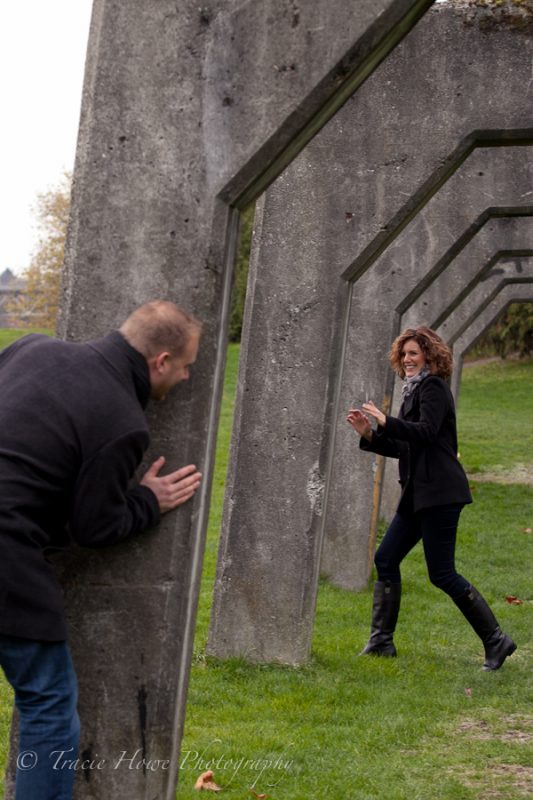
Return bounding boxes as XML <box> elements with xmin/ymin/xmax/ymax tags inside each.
<box><xmin>401</xmin><ymin>366</ymin><xmax>431</xmax><ymax>397</ymax></box>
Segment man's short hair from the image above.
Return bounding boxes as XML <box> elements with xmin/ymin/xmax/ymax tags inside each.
<box><xmin>120</xmin><ymin>300</ymin><xmax>202</xmax><ymax>359</ymax></box>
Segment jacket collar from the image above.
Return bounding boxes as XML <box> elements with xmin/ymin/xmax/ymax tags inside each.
<box><xmin>400</xmin><ymin>391</ymin><xmax>417</xmax><ymax>418</ymax></box>
<box><xmin>88</xmin><ymin>331</ymin><xmax>151</xmax><ymax>409</ymax></box>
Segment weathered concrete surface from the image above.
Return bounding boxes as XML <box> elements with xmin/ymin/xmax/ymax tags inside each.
<box><xmin>451</xmin><ymin>282</ymin><xmax>533</xmax><ymax>400</ymax></box>
<box><xmin>3</xmin><ymin>2</ymin><xmax>437</xmax><ymax>799</ymax></box>
<box><xmin>204</xmin><ymin>0</ymin><xmax>438</xmax><ymax>204</ymax></box>
<box><xmin>209</xmin><ymin>1</ymin><xmax>533</xmax><ymax>672</ymax></box>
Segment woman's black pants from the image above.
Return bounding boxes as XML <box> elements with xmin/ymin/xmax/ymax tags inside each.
<box><xmin>374</xmin><ymin>503</ymin><xmax>470</xmax><ymax>601</ymax></box>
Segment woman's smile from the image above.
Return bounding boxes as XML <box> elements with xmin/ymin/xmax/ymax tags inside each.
<box><xmin>401</xmin><ymin>338</ymin><xmax>426</xmax><ymax>377</ymax></box>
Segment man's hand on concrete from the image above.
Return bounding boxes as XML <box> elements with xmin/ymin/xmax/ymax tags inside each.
<box><xmin>140</xmin><ymin>457</ymin><xmax>202</xmax><ymax>513</ymax></box>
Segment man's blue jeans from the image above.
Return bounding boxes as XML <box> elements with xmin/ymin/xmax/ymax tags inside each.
<box><xmin>0</xmin><ymin>635</ymin><xmax>80</xmax><ymax>800</ymax></box>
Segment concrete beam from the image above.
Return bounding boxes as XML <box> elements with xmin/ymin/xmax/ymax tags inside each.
<box><xmin>451</xmin><ymin>282</ymin><xmax>533</xmax><ymax>399</ymax></box>
<box><xmin>403</xmin><ymin>216</ymin><xmax>533</xmax><ymax>334</ymax></box>
<box><xmin>442</xmin><ymin>260</ymin><xmax>533</xmax><ymax>349</ymax></box>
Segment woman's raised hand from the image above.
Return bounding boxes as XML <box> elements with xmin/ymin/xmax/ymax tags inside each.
<box><xmin>362</xmin><ymin>401</ymin><xmax>386</xmax><ymax>427</ymax></box>
<box><xmin>347</xmin><ymin>408</ymin><xmax>373</xmax><ymax>441</ymax></box>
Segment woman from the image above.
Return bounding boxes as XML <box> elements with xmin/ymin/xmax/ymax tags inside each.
<box><xmin>347</xmin><ymin>326</ymin><xmax>516</xmax><ymax>671</ymax></box>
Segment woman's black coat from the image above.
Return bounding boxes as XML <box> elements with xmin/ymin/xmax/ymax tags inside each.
<box><xmin>360</xmin><ymin>375</ymin><xmax>472</xmax><ymax>513</ymax></box>
<box><xmin>0</xmin><ymin>332</ymin><xmax>160</xmax><ymax>641</ymax></box>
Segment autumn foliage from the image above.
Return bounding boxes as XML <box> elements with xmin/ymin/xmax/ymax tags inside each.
<box><xmin>7</xmin><ymin>173</ymin><xmax>71</xmax><ymax>331</ymax></box>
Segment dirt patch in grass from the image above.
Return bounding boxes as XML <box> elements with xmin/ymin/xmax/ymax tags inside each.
<box><xmin>459</xmin><ymin>764</ymin><xmax>533</xmax><ymax>798</ymax></box>
<box><xmin>457</xmin><ymin>714</ymin><xmax>533</xmax><ymax>744</ymax></box>
<box><xmin>454</xmin><ymin>714</ymin><xmax>533</xmax><ymax>797</ymax></box>
<box><xmin>468</xmin><ymin>462</ymin><xmax>533</xmax><ymax>485</ymax></box>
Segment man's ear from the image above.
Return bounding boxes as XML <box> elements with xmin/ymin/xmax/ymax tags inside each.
<box><xmin>149</xmin><ymin>351</ymin><xmax>171</xmax><ymax>375</ymax></box>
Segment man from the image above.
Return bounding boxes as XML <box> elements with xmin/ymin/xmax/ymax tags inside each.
<box><xmin>0</xmin><ymin>300</ymin><xmax>202</xmax><ymax>800</ymax></box>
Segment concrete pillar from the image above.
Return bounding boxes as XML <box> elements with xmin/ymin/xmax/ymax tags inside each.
<box><xmin>318</xmin><ymin>9</ymin><xmax>533</xmax><ymax>591</ymax></box>
<box><xmin>324</xmin><ymin>145</ymin><xmax>533</xmax><ymax>591</ymax></box>
<box><xmin>4</xmin><ymin>1</ymin><xmax>441</xmax><ymax>797</ymax></box>
<box><xmin>379</xmin><ymin>220</ymin><xmax>533</xmax><ymax>521</ymax></box>
<box><xmin>207</xmin><ymin>187</ymin><xmax>343</xmax><ymax>663</ymax></box>
<box><xmin>382</xmin><ymin>254</ymin><xmax>533</xmax><ymax>520</ymax></box>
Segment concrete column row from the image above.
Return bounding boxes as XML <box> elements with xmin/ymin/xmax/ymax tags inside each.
<box><xmin>209</xmin><ymin>0</ymin><xmax>533</xmax><ymax>674</ymax></box>
<box><xmin>7</xmin><ymin>1</ymin><xmax>437</xmax><ymax>798</ymax></box>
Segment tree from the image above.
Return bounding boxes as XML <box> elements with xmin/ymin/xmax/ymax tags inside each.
<box><xmin>499</xmin><ymin>302</ymin><xmax>533</xmax><ymax>357</ymax></box>
<box><xmin>229</xmin><ymin>204</ymin><xmax>255</xmax><ymax>342</ymax></box>
<box><xmin>7</xmin><ymin>173</ymin><xmax>71</xmax><ymax>330</ymax></box>
<box><xmin>468</xmin><ymin>302</ymin><xmax>533</xmax><ymax>359</ymax></box>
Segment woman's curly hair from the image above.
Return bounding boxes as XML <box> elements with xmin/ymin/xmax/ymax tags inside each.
<box><xmin>389</xmin><ymin>326</ymin><xmax>453</xmax><ymax>380</ymax></box>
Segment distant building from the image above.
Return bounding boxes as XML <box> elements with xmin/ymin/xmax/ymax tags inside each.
<box><xmin>0</xmin><ymin>269</ymin><xmax>27</xmax><ymax>328</ymax></box>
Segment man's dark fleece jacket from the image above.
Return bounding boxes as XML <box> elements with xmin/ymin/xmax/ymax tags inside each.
<box><xmin>0</xmin><ymin>331</ymin><xmax>160</xmax><ymax>642</ymax></box>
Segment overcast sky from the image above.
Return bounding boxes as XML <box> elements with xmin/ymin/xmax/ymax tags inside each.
<box><xmin>0</xmin><ymin>1</ymin><xmax>93</xmax><ymax>275</ymax></box>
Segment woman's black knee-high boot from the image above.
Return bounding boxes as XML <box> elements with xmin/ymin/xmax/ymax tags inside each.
<box><xmin>453</xmin><ymin>584</ymin><xmax>516</xmax><ymax>671</ymax></box>
<box><xmin>360</xmin><ymin>580</ymin><xmax>401</xmax><ymax>656</ymax></box>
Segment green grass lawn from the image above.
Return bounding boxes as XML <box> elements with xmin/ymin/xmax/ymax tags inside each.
<box><xmin>0</xmin><ymin>343</ymin><xmax>531</xmax><ymax>799</ymax></box>
<box><xmin>178</xmin><ymin>352</ymin><xmax>532</xmax><ymax>800</ymax></box>
<box><xmin>0</xmin><ymin>328</ymin><xmax>52</xmax><ymax>349</ymax></box>
<box><xmin>457</xmin><ymin>358</ymin><xmax>533</xmax><ymax>474</ymax></box>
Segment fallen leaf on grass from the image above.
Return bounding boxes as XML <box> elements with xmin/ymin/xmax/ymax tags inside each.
<box><xmin>194</xmin><ymin>770</ymin><xmax>222</xmax><ymax>792</ymax></box>
<box><xmin>249</xmin><ymin>791</ymin><xmax>269</xmax><ymax>799</ymax></box>
<box><xmin>522</xmin><ymin>527</ymin><xmax>532</xmax><ymax>534</ymax></box>
<box><xmin>505</xmin><ymin>595</ymin><xmax>524</xmax><ymax>605</ymax></box>
<box><xmin>464</xmin><ymin>687</ymin><xmax>472</xmax><ymax>697</ymax></box>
